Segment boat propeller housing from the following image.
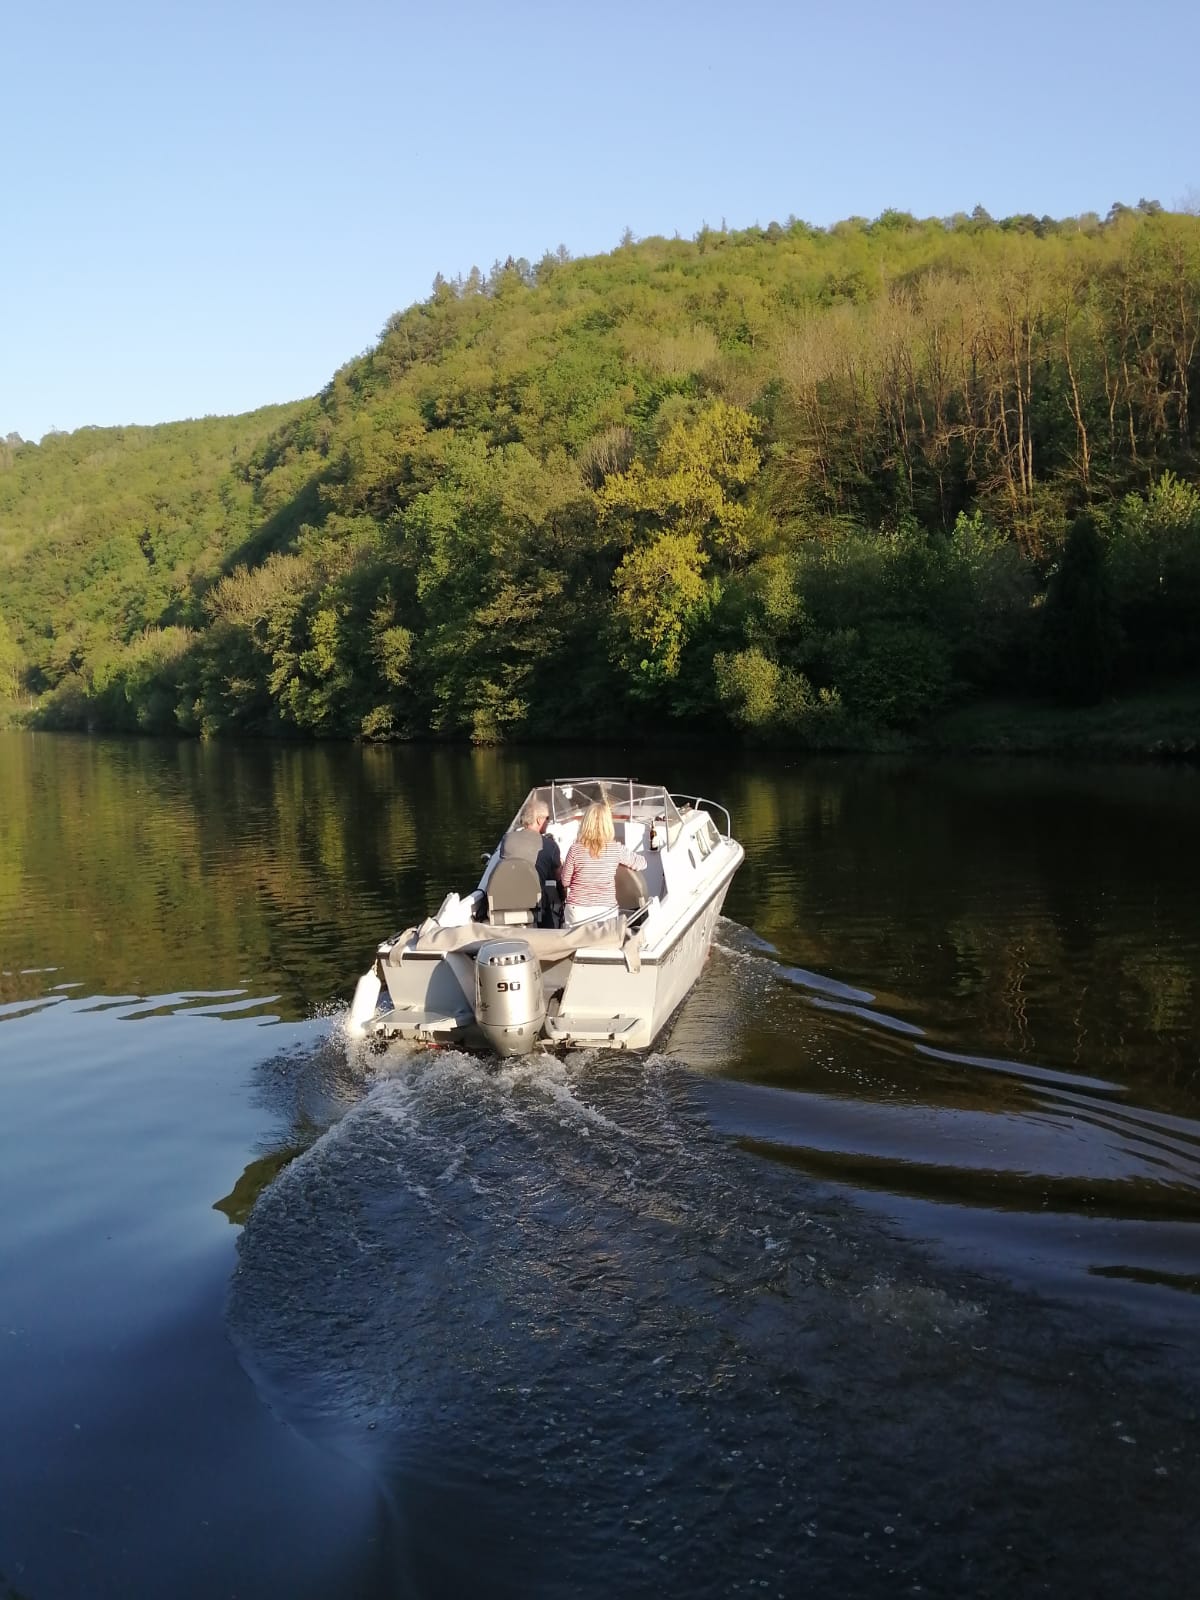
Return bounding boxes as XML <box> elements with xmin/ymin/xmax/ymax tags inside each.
<box><xmin>474</xmin><ymin>940</ymin><xmax>546</xmax><ymax>1056</ymax></box>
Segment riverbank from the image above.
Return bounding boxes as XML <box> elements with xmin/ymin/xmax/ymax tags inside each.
<box><xmin>921</xmin><ymin>679</ymin><xmax>1200</xmax><ymax>761</ymax></box>
<box><xmin>9</xmin><ymin>680</ymin><xmax>1200</xmax><ymax>761</ymax></box>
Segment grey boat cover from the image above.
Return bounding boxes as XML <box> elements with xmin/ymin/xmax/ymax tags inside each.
<box><xmin>385</xmin><ymin>914</ymin><xmax>637</xmax><ymax>965</ymax></box>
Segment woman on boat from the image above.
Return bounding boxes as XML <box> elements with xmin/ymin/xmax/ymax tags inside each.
<box><xmin>559</xmin><ymin>801</ymin><xmax>646</xmax><ymax>926</ymax></box>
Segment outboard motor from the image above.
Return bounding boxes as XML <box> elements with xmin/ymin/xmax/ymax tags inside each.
<box><xmin>475</xmin><ymin>939</ymin><xmax>546</xmax><ymax>1057</ymax></box>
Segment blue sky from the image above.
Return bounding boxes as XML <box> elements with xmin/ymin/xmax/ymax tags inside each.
<box><xmin>4</xmin><ymin>0</ymin><xmax>1197</xmax><ymax>442</ymax></box>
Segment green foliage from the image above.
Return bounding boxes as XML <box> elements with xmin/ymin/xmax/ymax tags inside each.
<box><xmin>0</xmin><ymin>616</ymin><xmax>26</xmax><ymax>707</ymax></box>
<box><xmin>713</xmin><ymin>648</ymin><xmax>846</xmax><ymax>744</ymax></box>
<box><xmin>943</xmin><ymin>512</ymin><xmax>1037</xmax><ymax>686</ymax></box>
<box><xmin>600</xmin><ymin>399</ymin><xmax>762</xmax><ymax>557</ymax></box>
<box><xmin>613</xmin><ymin>530</ymin><xmax>711</xmax><ymax>682</ymax></box>
<box><xmin>827</xmin><ymin>621</ymin><xmax>956</xmax><ymax>727</ymax></box>
<box><xmin>2</xmin><ymin>209</ymin><xmax>1199</xmax><ymax>746</ymax></box>
<box><xmin>1040</xmin><ymin>513</ymin><xmax>1123</xmax><ymax>704</ymax></box>
<box><xmin>1107</xmin><ymin>472</ymin><xmax>1200</xmax><ymax>673</ymax></box>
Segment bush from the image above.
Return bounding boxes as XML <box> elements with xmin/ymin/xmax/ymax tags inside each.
<box><xmin>33</xmin><ymin>672</ymin><xmax>93</xmax><ymax>731</ymax></box>
<box><xmin>944</xmin><ymin>512</ymin><xmax>1037</xmax><ymax>689</ymax></box>
<box><xmin>1107</xmin><ymin>473</ymin><xmax>1200</xmax><ymax>673</ymax></box>
<box><xmin>714</xmin><ymin>647</ymin><xmax>847</xmax><ymax>745</ymax></box>
<box><xmin>1039</xmin><ymin>512</ymin><xmax>1122</xmax><ymax>704</ymax></box>
<box><xmin>827</xmin><ymin>622</ymin><xmax>956</xmax><ymax>727</ymax></box>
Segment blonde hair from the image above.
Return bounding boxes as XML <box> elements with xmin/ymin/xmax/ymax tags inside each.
<box><xmin>576</xmin><ymin>801</ymin><xmax>614</xmax><ymax>858</ymax></box>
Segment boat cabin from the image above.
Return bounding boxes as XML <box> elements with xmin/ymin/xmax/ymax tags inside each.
<box><xmin>483</xmin><ymin>777</ymin><xmax>731</xmax><ymax>926</ymax></box>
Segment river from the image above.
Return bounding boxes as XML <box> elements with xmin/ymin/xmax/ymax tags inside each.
<box><xmin>1</xmin><ymin>731</ymin><xmax>1197</xmax><ymax>1598</ymax></box>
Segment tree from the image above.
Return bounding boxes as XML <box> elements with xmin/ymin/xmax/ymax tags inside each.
<box><xmin>0</xmin><ymin>615</ymin><xmax>25</xmax><ymax>701</ymax></box>
<box><xmin>5</xmin><ymin>210</ymin><xmax>1200</xmax><ymax>745</ymax></box>
<box><xmin>612</xmin><ymin>529</ymin><xmax>710</xmax><ymax>681</ymax></box>
<box><xmin>1108</xmin><ymin>472</ymin><xmax>1200</xmax><ymax>672</ymax></box>
<box><xmin>1040</xmin><ymin>512</ymin><xmax>1122</xmax><ymax>703</ymax></box>
<box><xmin>598</xmin><ymin>400</ymin><xmax>762</xmax><ymax>558</ymax></box>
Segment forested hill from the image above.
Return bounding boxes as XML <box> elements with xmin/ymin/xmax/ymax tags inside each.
<box><xmin>2</xmin><ymin>205</ymin><xmax>1198</xmax><ymax>745</ymax></box>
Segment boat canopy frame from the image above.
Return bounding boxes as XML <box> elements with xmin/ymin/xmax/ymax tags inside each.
<box><xmin>509</xmin><ymin>777</ymin><xmax>732</xmax><ymax>842</ymax></box>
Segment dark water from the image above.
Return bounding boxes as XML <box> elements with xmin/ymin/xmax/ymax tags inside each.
<box><xmin>1</xmin><ymin>732</ymin><xmax>1198</xmax><ymax>1599</ymax></box>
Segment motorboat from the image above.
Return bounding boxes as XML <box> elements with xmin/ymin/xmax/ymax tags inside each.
<box><xmin>347</xmin><ymin>777</ymin><xmax>744</xmax><ymax>1055</ymax></box>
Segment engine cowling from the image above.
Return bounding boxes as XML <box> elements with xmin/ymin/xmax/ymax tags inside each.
<box><xmin>474</xmin><ymin>939</ymin><xmax>546</xmax><ymax>1056</ymax></box>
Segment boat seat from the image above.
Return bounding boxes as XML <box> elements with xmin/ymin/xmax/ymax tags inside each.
<box><xmin>486</xmin><ymin>858</ymin><xmax>542</xmax><ymax>926</ymax></box>
<box><xmin>614</xmin><ymin>864</ymin><xmax>649</xmax><ymax>912</ymax></box>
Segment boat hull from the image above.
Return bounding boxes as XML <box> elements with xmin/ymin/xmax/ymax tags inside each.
<box><xmin>359</xmin><ymin>847</ymin><xmax>740</xmax><ymax>1055</ymax></box>
<box><xmin>347</xmin><ymin>779</ymin><xmax>744</xmax><ymax>1058</ymax></box>
<box><xmin>544</xmin><ymin>867</ymin><xmax>736</xmax><ymax>1050</ymax></box>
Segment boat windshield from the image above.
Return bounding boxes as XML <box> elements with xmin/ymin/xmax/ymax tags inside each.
<box><xmin>509</xmin><ymin>778</ymin><xmax>683</xmax><ymax>832</ymax></box>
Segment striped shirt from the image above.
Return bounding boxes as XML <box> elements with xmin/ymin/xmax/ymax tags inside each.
<box><xmin>559</xmin><ymin>840</ymin><xmax>647</xmax><ymax>910</ymax></box>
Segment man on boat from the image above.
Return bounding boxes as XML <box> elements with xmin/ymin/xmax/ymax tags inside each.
<box><xmin>499</xmin><ymin>797</ymin><xmax>561</xmax><ymax>885</ymax></box>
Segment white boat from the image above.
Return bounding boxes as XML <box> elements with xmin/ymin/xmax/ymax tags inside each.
<box><xmin>347</xmin><ymin>777</ymin><xmax>744</xmax><ymax>1055</ymax></box>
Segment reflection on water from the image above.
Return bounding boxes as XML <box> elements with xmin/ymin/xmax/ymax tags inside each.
<box><xmin>683</xmin><ymin>930</ymin><xmax>1200</xmax><ymax>1310</ymax></box>
<box><xmin>2</xmin><ymin>732</ymin><xmax>1200</xmax><ymax>1596</ymax></box>
<box><xmin>213</xmin><ymin>1142</ymin><xmax>309</xmax><ymax>1225</ymax></box>
<box><xmin>721</xmin><ymin>757</ymin><xmax>1200</xmax><ymax>1096</ymax></box>
<box><xmin>2</xmin><ymin>733</ymin><xmax>1199</xmax><ymax>1314</ymax></box>
<box><xmin>0</xmin><ymin>733</ymin><xmax>546</xmax><ymax>1010</ymax></box>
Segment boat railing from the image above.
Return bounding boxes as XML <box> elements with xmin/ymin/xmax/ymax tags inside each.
<box><xmin>539</xmin><ymin>779</ymin><xmax>732</xmax><ymax>840</ymax></box>
<box><xmin>669</xmin><ymin>793</ymin><xmax>733</xmax><ymax>839</ymax></box>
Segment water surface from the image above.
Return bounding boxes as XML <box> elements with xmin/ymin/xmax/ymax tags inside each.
<box><xmin>1</xmin><ymin>733</ymin><xmax>1197</xmax><ymax>1598</ymax></box>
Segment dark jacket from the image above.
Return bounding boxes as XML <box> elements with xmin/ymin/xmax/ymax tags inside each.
<box><xmin>499</xmin><ymin>826</ymin><xmax>561</xmax><ymax>884</ymax></box>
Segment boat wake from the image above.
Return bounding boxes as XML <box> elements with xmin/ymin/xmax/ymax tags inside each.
<box><xmin>695</xmin><ymin>922</ymin><xmax>1200</xmax><ymax>1308</ymax></box>
<box><xmin>229</xmin><ymin>1037</ymin><xmax>1200</xmax><ymax>1599</ymax></box>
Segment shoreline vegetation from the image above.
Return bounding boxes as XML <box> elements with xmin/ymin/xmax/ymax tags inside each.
<box><xmin>923</xmin><ymin>679</ymin><xmax>1200</xmax><ymax>761</ymax></box>
<box><xmin>2</xmin><ymin>205</ymin><xmax>1198</xmax><ymax>758</ymax></box>
<box><xmin>4</xmin><ymin>684</ymin><xmax>1197</xmax><ymax>763</ymax></box>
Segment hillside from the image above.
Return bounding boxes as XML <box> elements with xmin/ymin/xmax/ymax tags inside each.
<box><xmin>1</xmin><ymin>206</ymin><xmax>1198</xmax><ymax>744</ymax></box>
<box><xmin>0</xmin><ymin>406</ymin><xmax>302</xmax><ymax>711</ymax></box>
